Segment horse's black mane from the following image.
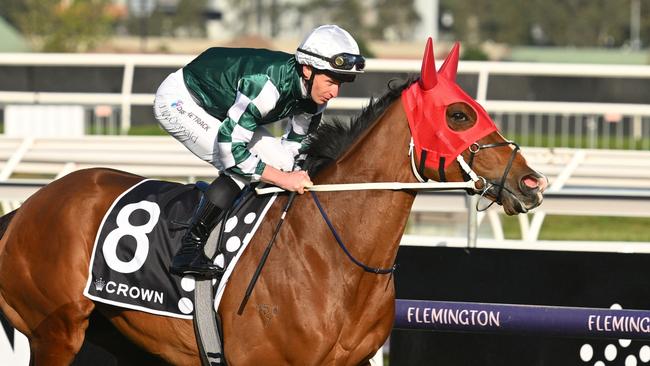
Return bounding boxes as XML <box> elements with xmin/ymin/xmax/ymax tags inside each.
<box><xmin>303</xmin><ymin>78</ymin><xmax>417</xmax><ymax>176</ymax></box>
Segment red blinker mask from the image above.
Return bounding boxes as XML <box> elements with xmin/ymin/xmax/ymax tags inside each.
<box><xmin>402</xmin><ymin>38</ymin><xmax>497</xmax><ymax>172</ymax></box>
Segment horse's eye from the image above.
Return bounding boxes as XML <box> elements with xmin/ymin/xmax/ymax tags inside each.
<box><xmin>451</xmin><ymin>112</ymin><xmax>468</xmax><ymax>122</ymax></box>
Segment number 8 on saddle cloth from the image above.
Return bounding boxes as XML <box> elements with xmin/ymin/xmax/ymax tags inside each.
<box><xmin>83</xmin><ymin>179</ymin><xmax>275</xmax><ymax>319</ymax></box>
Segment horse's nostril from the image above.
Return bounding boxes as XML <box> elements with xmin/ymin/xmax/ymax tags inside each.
<box><xmin>521</xmin><ymin>175</ymin><xmax>539</xmax><ymax>189</ymax></box>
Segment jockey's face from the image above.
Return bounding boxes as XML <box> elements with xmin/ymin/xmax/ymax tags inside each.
<box><xmin>302</xmin><ymin>65</ymin><xmax>342</xmax><ymax>105</ymax></box>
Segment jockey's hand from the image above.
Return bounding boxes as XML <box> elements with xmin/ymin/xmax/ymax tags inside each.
<box><xmin>278</xmin><ymin>171</ymin><xmax>313</xmax><ymax>194</ymax></box>
<box><xmin>261</xmin><ymin>165</ymin><xmax>313</xmax><ymax>194</ymax></box>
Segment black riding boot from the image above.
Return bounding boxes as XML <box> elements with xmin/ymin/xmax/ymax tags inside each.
<box><xmin>170</xmin><ymin>175</ymin><xmax>241</xmax><ymax>277</ymax></box>
<box><xmin>170</xmin><ymin>197</ymin><xmax>225</xmax><ymax>277</ymax></box>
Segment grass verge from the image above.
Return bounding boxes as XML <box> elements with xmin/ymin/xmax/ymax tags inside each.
<box><xmin>502</xmin><ymin>215</ymin><xmax>650</xmax><ymax>242</ymax></box>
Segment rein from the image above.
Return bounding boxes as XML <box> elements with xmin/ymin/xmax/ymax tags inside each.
<box><xmin>254</xmin><ymin>180</ymin><xmax>478</xmax><ymax>195</ymax></box>
<box><xmin>310</xmin><ymin>191</ymin><xmax>395</xmax><ymax>274</ymax></box>
<box><xmin>238</xmin><ymin>188</ymin><xmax>395</xmax><ymax>315</ymax></box>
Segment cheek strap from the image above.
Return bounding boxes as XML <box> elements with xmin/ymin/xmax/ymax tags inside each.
<box><xmin>409</xmin><ymin>138</ymin><xmax>481</xmax><ymax>185</ymax></box>
<box><xmin>409</xmin><ymin>139</ymin><xmax>428</xmax><ymax>183</ymax></box>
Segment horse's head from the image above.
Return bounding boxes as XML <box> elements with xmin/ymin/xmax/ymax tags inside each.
<box><xmin>403</xmin><ymin>39</ymin><xmax>547</xmax><ymax>215</ymax></box>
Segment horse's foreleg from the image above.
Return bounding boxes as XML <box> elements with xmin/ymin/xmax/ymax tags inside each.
<box><xmin>29</xmin><ymin>299</ymin><xmax>94</xmax><ymax>365</ymax></box>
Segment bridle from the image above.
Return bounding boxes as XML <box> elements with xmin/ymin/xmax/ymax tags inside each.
<box><xmin>467</xmin><ymin>140</ymin><xmax>523</xmax><ymax>211</ymax></box>
<box><xmin>409</xmin><ymin>137</ymin><xmax>525</xmax><ymax>213</ymax></box>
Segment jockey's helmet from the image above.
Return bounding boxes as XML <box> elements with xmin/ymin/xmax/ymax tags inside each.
<box><xmin>295</xmin><ymin>25</ymin><xmax>365</xmax><ymax>83</ymax></box>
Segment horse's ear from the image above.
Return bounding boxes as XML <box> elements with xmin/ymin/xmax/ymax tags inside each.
<box><xmin>439</xmin><ymin>42</ymin><xmax>460</xmax><ymax>81</ymax></box>
<box><xmin>419</xmin><ymin>37</ymin><xmax>438</xmax><ymax>90</ymax></box>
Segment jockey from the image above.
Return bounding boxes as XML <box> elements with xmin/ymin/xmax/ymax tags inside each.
<box><xmin>154</xmin><ymin>24</ymin><xmax>365</xmax><ymax>277</ymax></box>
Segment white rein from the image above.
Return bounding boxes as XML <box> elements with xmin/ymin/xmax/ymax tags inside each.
<box><xmin>255</xmin><ymin>138</ymin><xmax>485</xmax><ymax>196</ymax></box>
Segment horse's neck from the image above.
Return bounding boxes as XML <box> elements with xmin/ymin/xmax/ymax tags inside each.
<box><xmin>328</xmin><ymin>99</ymin><xmax>414</xmax><ymax>183</ymax></box>
<box><xmin>313</xmin><ymin>99</ymin><xmax>416</xmax><ymax>271</ymax></box>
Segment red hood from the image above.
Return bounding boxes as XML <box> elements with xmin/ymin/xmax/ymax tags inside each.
<box><xmin>402</xmin><ymin>39</ymin><xmax>497</xmax><ymax>170</ymax></box>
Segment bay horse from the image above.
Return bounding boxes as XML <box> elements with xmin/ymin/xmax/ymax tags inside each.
<box><xmin>0</xmin><ymin>40</ymin><xmax>546</xmax><ymax>365</ymax></box>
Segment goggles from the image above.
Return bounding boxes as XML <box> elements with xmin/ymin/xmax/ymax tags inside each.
<box><xmin>297</xmin><ymin>48</ymin><xmax>366</xmax><ymax>71</ymax></box>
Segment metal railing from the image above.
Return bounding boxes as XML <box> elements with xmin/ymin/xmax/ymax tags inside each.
<box><xmin>1</xmin><ymin>53</ymin><xmax>650</xmax><ymax>147</ymax></box>
<box><xmin>0</xmin><ymin>136</ymin><xmax>648</xmax><ymax>245</ymax></box>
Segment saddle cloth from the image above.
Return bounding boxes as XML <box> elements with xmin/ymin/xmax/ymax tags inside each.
<box><xmin>83</xmin><ymin>179</ymin><xmax>276</xmax><ymax>319</ymax></box>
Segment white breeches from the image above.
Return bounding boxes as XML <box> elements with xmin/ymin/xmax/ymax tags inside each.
<box><xmin>153</xmin><ymin>69</ymin><xmax>296</xmax><ymax>186</ymax></box>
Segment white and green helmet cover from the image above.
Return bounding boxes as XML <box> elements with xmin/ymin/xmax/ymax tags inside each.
<box><xmin>295</xmin><ymin>24</ymin><xmax>365</xmax><ymax>75</ymax></box>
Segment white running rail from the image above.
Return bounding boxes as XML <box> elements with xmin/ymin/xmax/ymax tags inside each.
<box><xmin>0</xmin><ymin>136</ymin><xmax>648</xmax><ymax>244</ymax></box>
<box><xmin>1</xmin><ymin>53</ymin><xmax>650</xmax><ymax>139</ymax></box>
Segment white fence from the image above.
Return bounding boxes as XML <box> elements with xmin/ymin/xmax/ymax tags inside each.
<box><xmin>1</xmin><ymin>53</ymin><xmax>649</xmax><ymax>148</ymax></box>
<box><xmin>0</xmin><ymin>136</ymin><xmax>648</xmax><ymax>244</ymax></box>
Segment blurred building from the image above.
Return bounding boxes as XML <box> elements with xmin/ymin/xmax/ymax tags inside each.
<box><xmin>209</xmin><ymin>0</ymin><xmax>438</xmax><ymax>43</ymax></box>
<box><xmin>112</xmin><ymin>0</ymin><xmax>435</xmax><ymax>42</ymax></box>
<box><xmin>204</xmin><ymin>0</ymin><xmax>375</xmax><ymax>42</ymax></box>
